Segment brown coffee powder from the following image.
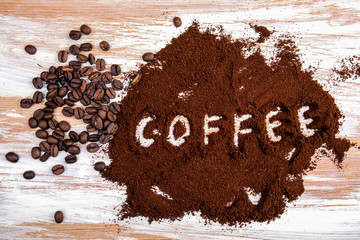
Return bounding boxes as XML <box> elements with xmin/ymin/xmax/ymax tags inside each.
<box><xmin>103</xmin><ymin>22</ymin><xmax>351</xmax><ymax>225</ymax></box>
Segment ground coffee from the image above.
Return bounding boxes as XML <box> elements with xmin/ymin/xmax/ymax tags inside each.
<box><xmin>104</xmin><ymin>22</ymin><xmax>351</xmax><ymax>225</ymax></box>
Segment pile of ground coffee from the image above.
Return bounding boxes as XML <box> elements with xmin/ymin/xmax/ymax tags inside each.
<box><xmin>104</xmin><ymin>22</ymin><xmax>351</xmax><ymax>225</ymax></box>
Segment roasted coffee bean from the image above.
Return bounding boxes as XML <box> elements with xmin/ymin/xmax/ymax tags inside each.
<box><xmin>86</xmin><ymin>124</ymin><xmax>97</xmax><ymax>132</ymax></box>
<box><xmin>80</xmin><ymin>24</ymin><xmax>91</xmax><ymax>35</ymax></box>
<box><xmin>107</xmin><ymin>111</ymin><xmax>117</xmax><ymax>122</ymax></box>
<box><xmin>32</xmin><ymin>77</ymin><xmax>43</xmax><ymax>89</ymax></box>
<box><xmin>52</xmin><ymin>164</ymin><xmax>64</xmax><ymax>175</ymax></box>
<box><xmin>57</xmin><ymin>139</ymin><xmax>64</xmax><ymax>150</ymax></box>
<box><xmin>39</xmin><ymin>141</ymin><xmax>50</xmax><ymax>152</ymax></box>
<box><xmin>47</xmin><ymin>73</ymin><xmax>58</xmax><ymax>82</ymax></box>
<box><xmin>58</xmin><ymin>50</ymin><xmax>68</xmax><ymax>63</ymax></box>
<box><xmin>40</xmin><ymin>71</ymin><xmax>48</xmax><ymax>81</ymax></box>
<box><xmin>48</xmin><ymin>119</ymin><xmax>58</xmax><ymax>130</ymax></box>
<box><xmin>69</xmin><ymin>131</ymin><xmax>79</xmax><ymax>142</ymax></box>
<box><xmin>69</xmin><ymin>78</ymin><xmax>82</xmax><ymax>88</ymax></box>
<box><xmin>91</xmin><ymin>115</ymin><xmax>103</xmax><ymax>130</ymax></box>
<box><xmin>96</xmin><ymin>58</ymin><xmax>105</xmax><ymax>71</ymax></box>
<box><xmin>46</xmin><ymin>89</ymin><xmax>58</xmax><ymax>100</ymax></box>
<box><xmin>88</xmin><ymin>134</ymin><xmax>99</xmax><ymax>142</ymax></box>
<box><xmin>80</xmin><ymin>42</ymin><xmax>92</xmax><ymax>51</ymax></box>
<box><xmin>96</xmin><ymin>80</ymin><xmax>106</xmax><ymax>90</ymax></box>
<box><xmin>69</xmin><ymin>30</ymin><xmax>81</xmax><ymax>40</ymax></box>
<box><xmin>47</xmin><ymin>136</ymin><xmax>59</xmax><ymax>145</ymax></box>
<box><xmin>111</xmin><ymin>80</ymin><xmax>123</xmax><ymax>90</ymax></box>
<box><xmin>56</xmin><ymin>66</ymin><xmax>64</xmax><ymax>76</ymax></box>
<box><xmin>62</xmin><ymin>107</ymin><xmax>74</xmax><ymax>117</ymax></box>
<box><xmin>80</xmin><ymin>94</ymin><xmax>91</xmax><ymax>106</ymax></box>
<box><xmin>89</xmin><ymin>72</ymin><xmax>101</xmax><ymax>83</ymax></box>
<box><xmin>93</xmin><ymin>88</ymin><xmax>104</xmax><ymax>101</ymax></box>
<box><xmin>65</xmin><ymin>155</ymin><xmax>77</xmax><ymax>164</ymax></box>
<box><xmin>43</xmin><ymin>113</ymin><xmax>53</xmax><ymax>120</ymax></box>
<box><xmin>44</xmin><ymin>101</ymin><xmax>57</xmax><ymax>109</ymax></box>
<box><xmin>69</xmin><ymin>60</ymin><xmax>82</xmax><ymax>70</ymax></box>
<box><xmin>103</xmin><ymin>120</ymin><xmax>110</xmax><ymax>129</ymax></box>
<box><xmin>39</xmin><ymin>151</ymin><xmax>50</xmax><ymax>162</ymax></box>
<box><xmin>83</xmin><ymin>115</ymin><xmax>93</xmax><ymax>124</ymax></box>
<box><xmin>109</xmin><ymin>102</ymin><xmax>120</xmax><ymax>114</ymax></box>
<box><xmin>94</xmin><ymin>161</ymin><xmax>105</xmax><ymax>171</ymax></box>
<box><xmin>79</xmin><ymin>79</ymin><xmax>87</xmax><ymax>93</ymax></box>
<box><xmin>58</xmin><ymin>121</ymin><xmax>71</xmax><ymax>132</ymax></box>
<box><xmin>101</xmin><ymin>95</ymin><xmax>110</xmax><ymax>104</ymax></box>
<box><xmin>67</xmin><ymin>92</ymin><xmax>76</xmax><ymax>102</ymax></box>
<box><xmin>24</xmin><ymin>44</ymin><xmax>37</xmax><ymax>55</ymax></box>
<box><xmin>32</xmin><ymin>91</ymin><xmax>43</xmax><ymax>104</ymax></box>
<box><xmin>20</xmin><ymin>98</ymin><xmax>33</xmax><ymax>108</ymax></box>
<box><xmin>28</xmin><ymin>117</ymin><xmax>38</xmax><ymax>128</ymax></box>
<box><xmin>54</xmin><ymin>211</ymin><xmax>63</xmax><ymax>224</ymax></box>
<box><xmin>58</xmin><ymin>86</ymin><xmax>68</xmax><ymax>98</ymax></box>
<box><xmin>64</xmin><ymin>71</ymin><xmax>73</xmax><ymax>81</ymax></box>
<box><xmin>64</xmin><ymin>99</ymin><xmax>75</xmax><ymax>106</ymax></box>
<box><xmin>50</xmin><ymin>145</ymin><xmax>59</xmax><ymax>157</ymax></box>
<box><xmin>53</xmin><ymin>96</ymin><xmax>65</xmax><ymax>107</ymax></box>
<box><xmin>31</xmin><ymin>147</ymin><xmax>41</xmax><ymax>159</ymax></box>
<box><xmin>63</xmin><ymin>139</ymin><xmax>74</xmax><ymax>147</ymax></box>
<box><xmin>76</xmin><ymin>54</ymin><xmax>88</xmax><ymax>63</ymax></box>
<box><xmin>71</xmin><ymin>89</ymin><xmax>82</xmax><ymax>101</ymax></box>
<box><xmin>79</xmin><ymin>131</ymin><xmax>89</xmax><ymax>144</ymax></box>
<box><xmin>67</xmin><ymin>145</ymin><xmax>80</xmax><ymax>155</ymax></box>
<box><xmin>106</xmin><ymin>88</ymin><xmax>116</xmax><ymax>99</ymax></box>
<box><xmin>90</xmin><ymin>100</ymin><xmax>101</xmax><ymax>108</ymax></box>
<box><xmin>5</xmin><ymin>152</ymin><xmax>19</xmax><ymax>163</ymax></box>
<box><xmin>101</xmin><ymin>71</ymin><xmax>113</xmax><ymax>83</ymax></box>
<box><xmin>107</xmin><ymin>122</ymin><xmax>118</xmax><ymax>134</ymax></box>
<box><xmin>173</xmin><ymin>17</ymin><xmax>182</xmax><ymax>27</ymax></box>
<box><xmin>80</xmin><ymin>66</ymin><xmax>93</xmax><ymax>76</ymax></box>
<box><xmin>52</xmin><ymin>130</ymin><xmax>65</xmax><ymax>140</ymax></box>
<box><xmin>87</xmin><ymin>143</ymin><xmax>100</xmax><ymax>153</ymax></box>
<box><xmin>46</xmin><ymin>83</ymin><xmax>58</xmax><ymax>91</ymax></box>
<box><xmin>74</xmin><ymin>107</ymin><xmax>85</xmax><ymax>119</ymax></box>
<box><xmin>43</xmin><ymin>107</ymin><xmax>54</xmax><ymax>113</ymax></box>
<box><xmin>97</xmin><ymin>109</ymin><xmax>107</xmax><ymax>120</ymax></box>
<box><xmin>69</xmin><ymin>45</ymin><xmax>80</xmax><ymax>55</ymax></box>
<box><xmin>142</xmin><ymin>52</ymin><xmax>154</xmax><ymax>62</ymax></box>
<box><xmin>110</xmin><ymin>64</ymin><xmax>121</xmax><ymax>76</ymax></box>
<box><xmin>99</xmin><ymin>41</ymin><xmax>110</xmax><ymax>51</ymax></box>
<box><xmin>73</xmin><ymin>69</ymin><xmax>81</xmax><ymax>79</ymax></box>
<box><xmin>35</xmin><ymin>130</ymin><xmax>48</xmax><ymax>139</ymax></box>
<box><xmin>33</xmin><ymin>109</ymin><xmax>44</xmax><ymax>120</ymax></box>
<box><xmin>88</xmin><ymin>53</ymin><xmax>95</xmax><ymax>65</ymax></box>
<box><xmin>23</xmin><ymin>170</ymin><xmax>35</xmax><ymax>179</ymax></box>
<box><xmin>99</xmin><ymin>134</ymin><xmax>110</xmax><ymax>144</ymax></box>
<box><xmin>85</xmin><ymin>107</ymin><xmax>98</xmax><ymax>115</ymax></box>
<box><xmin>38</xmin><ymin>119</ymin><xmax>48</xmax><ymax>130</ymax></box>
<box><xmin>50</xmin><ymin>66</ymin><xmax>57</xmax><ymax>73</ymax></box>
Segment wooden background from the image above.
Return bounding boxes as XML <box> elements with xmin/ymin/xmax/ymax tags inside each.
<box><xmin>0</xmin><ymin>0</ymin><xmax>359</xmax><ymax>239</ymax></box>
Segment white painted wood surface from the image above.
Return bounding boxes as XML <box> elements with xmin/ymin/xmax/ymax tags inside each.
<box><xmin>0</xmin><ymin>0</ymin><xmax>359</xmax><ymax>239</ymax></box>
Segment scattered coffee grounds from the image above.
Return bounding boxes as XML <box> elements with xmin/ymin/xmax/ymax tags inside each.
<box><xmin>332</xmin><ymin>55</ymin><xmax>360</xmax><ymax>82</ymax></box>
<box><xmin>104</xmin><ymin>22</ymin><xmax>351</xmax><ymax>225</ymax></box>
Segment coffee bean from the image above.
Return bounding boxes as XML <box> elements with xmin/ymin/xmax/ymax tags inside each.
<box><xmin>39</xmin><ymin>141</ymin><xmax>50</xmax><ymax>152</ymax></box>
<box><xmin>23</xmin><ymin>170</ymin><xmax>35</xmax><ymax>179</ymax></box>
<box><xmin>32</xmin><ymin>91</ymin><xmax>43</xmax><ymax>104</ymax></box>
<box><xmin>5</xmin><ymin>152</ymin><xmax>19</xmax><ymax>163</ymax></box>
<box><xmin>86</xmin><ymin>124</ymin><xmax>97</xmax><ymax>132</ymax></box>
<box><xmin>69</xmin><ymin>30</ymin><xmax>81</xmax><ymax>40</ymax></box>
<box><xmin>83</xmin><ymin>115</ymin><xmax>93</xmax><ymax>124</ymax></box>
<box><xmin>63</xmin><ymin>139</ymin><xmax>74</xmax><ymax>147</ymax></box>
<box><xmin>93</xmin><ymin>88</ymin><xmax>104</xmax><ymax>101</ymax></box>
<box><xmin>109</xmin><ymin>102</ymin><xmax>120</xmax><ymax>114</ymax></box>
<box><xmin>58</xmin><ymin>50</ymin><xmax>68</xmax><ymax>63</ymax></box>
<box><xmin>46</xmin><ymin>89</ymin><xmax>58</xmax><ymax>100</ymax></box>
<box><xmin>73</xmin><ymin>107</ymin><xmax>84</xmax><ymax>119</ymax></box>
<box><xmin>33</xmin><ymin>109</ymin><xmax>44</xmax><ymax>120</ymax></box>
<box><xmin>69</xmin><ymin>45</ymin><xmax>80</xmax><ymax>55</ymax></box>
<box><xmin>24</xmin><ymin>44</ymin><xmax>37</xmax><ymax>55</ymax></box>
<box><xmin>32</xmin><ymin>77</ymin><xmax>43</xmax><ymax>89</ymax></box>
<box><xmin>45</xmin><ymin>101</ymin><xmax>57</xmax><ymax>109</ymax></box>
<box><xmin>28</xmin><ymin>117</ymin><xmax>38</xmax><ymax>128</ymax></box>
<box><xmin>64</xmin><ymin>99</ymin><xmax>75</xmax><ymax>106</ymax></box>
<box><xmin>53</xmin><ymin>96</ymin><xmax>65</xmax><ymax>107</ymax></box>
<box><xmin>69</xmin><ymin>60</ymin><xmax>82</xmax><ymax>70</ymax></box>
<box><xmin>101</xmin><ymin>95</ymin><xmax>110</xmax><ymax>104</ymax></box>
<box><xmin>69</xmin><ymin>131</ymin><xmax>79</xmax><ymax>142</ymax></box>
<box><xmin>39</xmin><ymin>151</ymin><xmax>50</xmax><ymax>162</ymax></box>
<box><xmin>38</xmin><ymin>119</ymin><xmax>49</xmax><ymax>130</ymax></box>
<box><xmin>103</xmin><ymin>120</ymin><xmax>110</xmax><ymax>129</ymax></box>
<box><xmin>88</xmin><ymin>53</ymin><xmax>95</xmax><ymax>65</ymax></box>
<box><xmin>107</xmin><ymin>122</ymin><xmax>118</xmax><ymax>135</ymax></box>
<box><xmin>106</xmin><ymin>88</ymin><xmax>116</xmax><ymax>99</ymax></box>
<box><xmin>80</xmin><ymin>66</ymin><xmax>93</xmax><ymax>76</ymax></box>
<box><xmin>80</xmin><ymin>24</ymin><xmax>91</xmax><ymax>34</ymax></box>
<box><xmin>85</xmin><ymin>107</ymin><xmax>98</xmax><ymax>115</ymax></box>
<box><xmin>80</xmin><ymin>43</ymin><xmax>92</xmax><ymax>51</ymax></box>
<box><xmin>88</xmin><ymin>72</ymin><xmax>101</xmax><ymax>83</ymax></box>
<box><xmin>46</xmin><ymin>83</ymin><xmax>58</xmax><ymax>91</ymax></box>
<box><xmin>99</xmin><ymin>134</ymin><xmax>110</xmax><ymax>144</ymax></box>
<box><xmin>31</xmin><ymin>147</ymin><xmax>41</xmax><ymax>159</ymax></box>
<box><xmin>62</xmin><ymin>107</ymin><xmax>73</xmax><ymax>117</ymax></box>
<box><xmin>76</xmin><ymin>54</ymin><xmax>88</xmax><ymax>63</ymax></box>
<box><xmin>92</xmin><ymin>115</ymin><xmax>103</xmax><ymax>130</ymax></box>
<box><xmin>50</xmin><ymin>145</ymin><xmax>59</xmax><ymax>157</ymax></box>
<box><xmin>111</xmin><ymin>80</ymin><xmax>123</xmax><ymax>90</ymax></box>
<box><xmin>101</xmin><ymin>71</ymin><xmax>113</xmax><ymax>84</ymax></box>
<box><xmin>79</xmin><ymin>131</ymin><xmax>89</xmax><ymax>144</ymax></box>
<box><xmin>90</xmin><ymin>100</ymin><xmax>101</xmax><ymax>108</ymax></box>
<box><xmin>110</xmin><ymin>64</ymin><xmax>121</xmax><ymax>76</ymax></box>
<box><xmin>20</xmin><ymin>98</ymin><xmax>33</xmax><ymax>108</ymax></box>
<box><xmin>173</xmin><ymin>17</ymin><xmax>182</xmax><ymax>27</ymax></box>
<box><xmin>58</xmin><ymin>140</ymin><xmax>65</xmax><ymax>151</ymax></box>
<box><xmin>65</xmin><ymin>155</ymin><xmax>77</xmax><ymax>164</ymax></box>
<box><xmin>52</xmin><ymin>130</ymin><xmax>65</xmax><ymax>139</ymax></box>
<box><xmin>67</xmin><ymin>145</ymin><xmax>80</xmax><ymax>155</ymax></box>
<box><xmin>96</xmin><ymin>58</ymin><xmax>105</xmax><ymax>71</ymax></box>
<box><xmin>39</xmin><ymin>71</ymin><xmax>48</xmax><ymax>81</ymax></box>
<box><xmin>58</xmin><ymin>86</ymin><xmax>68</xmax><ymax>98</ymax></box>
<box><xmin>80</xmin><ymin>94</ymin><xmax>91</xmax><ymax>106</ymax></box>
<box><xmin>59</xmin><ymin>121</ymin><xmax>71</xmax><ymax>132</ymax></box>
<box><xmin>43</xmin><ymin>113</ymin><xmax>53</xmax><ymax>120</ymax></box>
<box><xmin>48</xmin><ymin>119</ymin><xmax>58</xmax><ymax>130</ymax></box>
<box><xmin>49</xmin><ymin>66</ymin><xmax>56</xmax><ymax>73</ymax></box>
<box><xmin>52</xmin><ymin>164</ymin><xmax>64</xmax><ymax>175</ymax></box>
<box><xmin>47</xmin><ymin>136</ymin><xmax>59</xmax><ymax>145</ymax></box>
<box><xmin>97</xmin><ymin>109</ymin><xmax>107</xmax><ymax>120</ymax></box>
<box><xmin>142</xmin><ymin>52</ymin><xmax>154</xmax><ymax>62</ymax></box>
<box><xmin>35</xmin><ymin>130</ymin><xmax>48</xmax><ymax>139</ymax></box>
<box><xmin>107</xmin><ymin>111</ymin><xmax>117</xmax><ymax>122</ymax></box>
<box><xmin>96</xmin><ymin>80</ymin><xmax>106</xmax><ymax>90</ymax></box>
<box><xmin>94</xmin><ymin>161</ymin><xmax>105</xmax><ymax>171</ymax></box>
<box><xmin>99</xmin><ymin>41</ymin><xmax>110</xmax><ymax>51</ymax></box>
<box><xmin>54</xmin><ymin>211</ymin><xmax>64</xmax><ymax>223</ymax></box>
<box><xmin>87</xmin><ymin>143</ymin><xmax>100</xmax><ymax>153</ymax></box>
<box><xmin>69</xmin><ymin>78</ymin><xmax>82</xmax><ymax>88</ymax></box>
<box><xmin>71</xmin><ymin>89</ymin><xmax>82</xmax><ymax>101</ymax></box>
<box><xmin>88</xmin><ymin>134</ymin><xmax>99</xmax><ymax>142</ymax></box>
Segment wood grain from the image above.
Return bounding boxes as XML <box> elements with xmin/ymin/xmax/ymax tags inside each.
<box><xmin>0</xmin><ymin>0</ymin><xmax>360</xmax><ymax>239</ymax></box>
